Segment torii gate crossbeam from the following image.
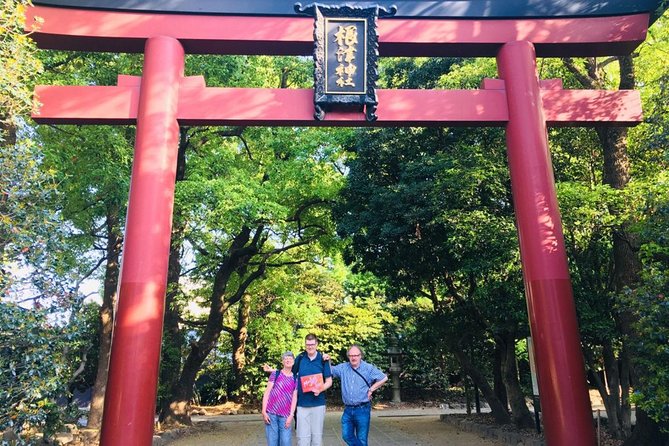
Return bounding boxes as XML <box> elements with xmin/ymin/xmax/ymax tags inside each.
<box><xmin>26</xmin><ymin>2</ymin><xmax>660</xmax><ymax>445</ymax></box>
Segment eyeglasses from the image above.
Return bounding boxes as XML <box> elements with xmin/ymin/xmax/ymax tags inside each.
<box><xmin>348</xmin><ymin>354</ymin><xmax>361</xmax><ymax>357</ymax></box>
<box><xmin>305</xmin><ymin>343</ymin><xmax>317</xmax><ymax>347</ymax></box>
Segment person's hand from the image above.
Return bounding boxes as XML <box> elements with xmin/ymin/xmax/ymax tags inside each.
<box><xmin>322</xmin><ymin>353</ymin><xmax>330</xmax><ymax>361</ymax></box>
<box><xmin>262</xmin><ymin>364</ymin><xmax>275</xmax><ymax>373</ymax></box>
<box><xmin>313</xmin><ymin>383</ymin><xmax>322</xmax><ymax>396</ymax></box>
<box><xmin>262</xmin><ymin>411</ymin><xmax>270</xmax><ymax>424</ymax></box>
<box><xmin>367</xmin><ymin>389</ymin><xmax>373</xmax><ymax>400</ymax></box>
<box><xmin>285</xmin><ymin>414</ymin><xmax>294</xmax><ymax>428</ymax></box>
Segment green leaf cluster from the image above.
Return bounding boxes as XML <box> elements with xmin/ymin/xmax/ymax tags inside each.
<box><xmin>0</xmin><ymin>301</ymin><xmax>92</xmax><ymax>440</ymax></box>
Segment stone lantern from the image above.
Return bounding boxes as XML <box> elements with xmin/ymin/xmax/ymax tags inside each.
<box><xmin>386</xmin><ymin>336</ymin><xmax>403</xmax><ymax>403</ymax></box>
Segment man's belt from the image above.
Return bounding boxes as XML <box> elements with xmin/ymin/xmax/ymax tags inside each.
<box><xmin>345</xmin><ymin>401</ymin><xmax>371</xmax><ymax>408</ymax></box>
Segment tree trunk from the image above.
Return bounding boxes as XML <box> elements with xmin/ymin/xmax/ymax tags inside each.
<box><xmin>565</xmin><ymin>55</ymin><xmax>649</xmax><ymax>441</ymax></box>
<box><xmin>159</xmin><ymin>265</ymin><xmax>233</xmax><ymax>426</ymax></box>
<box><xmin>160</xmin><ymin>335</ymin><xmax>216</xmax><ymax>425</ymax></box>
<box><xmin>159</xmin><ymin>127</ymin><xmax>189</xmax><ymax>411</ymax></box>
<box><xmin>593</xmin><ymin>54</ymin><xmax>668</xmax><ymax>441</ymax></box>
<box><xmin>159</xmin><ymin>227</ymin><xmax>265</xmax><ymax>425</ymax></box>
<box><xmin>602</xmin><ymin>341</ymin><xmax>624</xmax><ymax>438</ymax></box>
<box><xmin>595</xmin><ymin>55</ymin><xmax>640</xmax><ymax>440</ymax></box>
<box><xmin>86</xmin><ymin>211</ymin><xmax>122</xmax><ymax>429</ymax></box>
<box><xmin>0</xmin><ymin>121</ymin><xmax>16</xmax><ymax>145</ymax></box>
<box><xmin>493</xmin><ymin>345</ymin><xmax>508</xmax><ymax>409</ymax></box>
<box><xmin>230</xmin><ymin>293</ymin><xmax>251</xmax><ymax>401</ymax></box>
<box><xmin>451</xmin><ymin>342</ymin><xmax>511</xmax><ymax>425</ymax></box>
<box><xmin>499</xmin><ymin>331</ymin><xmax>534</xmax><ymax>429</ymax></box>
<box><xmin>158</xmin><ymin>229</ymin><xmax>185</xmax><ymax>410</ymax></box>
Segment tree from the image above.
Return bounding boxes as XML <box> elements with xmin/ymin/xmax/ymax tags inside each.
<box><xmin>36</xmin><ymin>121</ymin><xmax>134</xmax><ymax>430</ymax></box>
<box><xmin>2</xmin><ymin>8</ymin><xmax>127</xmax><ymax>439</ymax></box>
<box><xmin>159</xmin><ymin>92</ymin><xmax>347</xmax><ymax>423</ymax></box>
<box><xmin>556</xmin><ymin>12</ymin><xmax>669</xmax><ymax>439</ymax></box>
<box><xmin>335</xmin><ymin>119</ymin><xmax>530</xmax><ymax>425</ymax></box>
<box><xmin>1</xmin><ymin>0</ymin><xmax>48</xmax><ymax>295</ymax></box>
<box><xmin>624</xmin><ymin>188</ymin><xmax>669</xmax><ymax>440</ymax></box>
<box><xmin>0</xmin><ymin>300</ymin><xmax>96</xmax><ymax>441</ymax></box>
<box><xmin>32</xmin><ymin>51</ymin><xmax>143</xmax><ymax>430</ymax></box>
<box><xmin>0</xmin><ymin>0</ymin><xmax>42</xmax><ymax>143</ymax></box>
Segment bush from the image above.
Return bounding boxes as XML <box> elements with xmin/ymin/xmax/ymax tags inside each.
<box><xmin>0</xmin><ymin>301</ymin><xmax>79</xmax><ymax>440</ymax></box>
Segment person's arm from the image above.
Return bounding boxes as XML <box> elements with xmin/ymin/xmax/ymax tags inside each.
<box><xmin>367</xmin><ymin>367</ymin><xmax>389</xmax><ymax>401</ymax></box>
<box><xmin>313</xmin><ymin>375</ymin><xmax>332</xmax><ymax>396</ymax></box>
<box><xmin>261</xmin><ymin>380</ymin><xmax>274</xmax><ymax>424</ymax></box>
<box><xmin>315</xmin><ymin>359</ymin><xmax>334</xmax><ymax>395</ymax></box>
<box><xmin>329</xmin><ymin>361</ymin><xmax>342</xmax><ymax>379</ymax></box>
<box><xmin>285</xmin><ymin>388</ymin><xmax>298</xmax><ymax>428</ymax></box>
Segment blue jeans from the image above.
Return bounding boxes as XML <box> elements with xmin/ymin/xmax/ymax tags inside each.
<box><xmin>341</xmin><ymin>403</ymin><xmax>371</xmax><ymax>446</ymax></box>
<box><xmin>265</xmin><ymin>412</ymin><xmax>293</xmax><ymax>446</ymax></box>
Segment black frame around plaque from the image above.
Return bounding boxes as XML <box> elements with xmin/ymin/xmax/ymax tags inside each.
<box><xmin>295</xmin><ymin>3</ymin><xmax>396</xmax><ymax>121</ymax></box>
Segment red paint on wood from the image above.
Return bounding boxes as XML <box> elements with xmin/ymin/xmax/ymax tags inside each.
<box><xmin>498</xmin><ymin>40</ymin><xmax>596</xmax><ymax>446</ymax></box>
<box><xmin>25</xmin><ymin>5</ymin><xmax>649</xmax><ymax>56</ymax></box>
<box><xmin>99</xmin><ymin>36</ymin><xmax>184</xmax><ymax>446</ymax></box>
<box><xmin>32</xmin><ymin>85</ymin><xmax>642</xmax><ymax>127</ymax></box>
<box><xmin>526</xmin><ymin>279</ymin><xmax>596</xmax><ymax>443</ymax></box>
<box><xmin>543</xmin><ymin>89</ymin><xmax>641</xmax><ymax>126</ymax></box>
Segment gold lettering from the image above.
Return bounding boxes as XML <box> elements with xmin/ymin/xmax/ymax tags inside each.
<box><xmin>333</xmin><ymin>24</ymin><xmax>359</xmax><ymax>89</ymax></box>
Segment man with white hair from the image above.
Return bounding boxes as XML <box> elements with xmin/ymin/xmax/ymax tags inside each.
<box><xmin>329</xmin><ymin>345</ymin><xmax>388</xmax><ymax>446</ymax></box>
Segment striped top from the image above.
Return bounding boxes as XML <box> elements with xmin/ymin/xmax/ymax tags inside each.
<box><xmin>266</xmin><ymin>371</ymin><xmax>297</xmax><ymax>417</ymax></box>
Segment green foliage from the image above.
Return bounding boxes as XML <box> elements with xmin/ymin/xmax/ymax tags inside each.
<box><xmin>625</xmin><ymin>279</ymin><xmax>669</xmax><ymax>432</ymax></box>
<box><xmin>624</xmin><ymin>173</ymin><xmax>669</xmax><ymax>431</ymax></box>
<box><xmin>633</xmin><ymin>13</ymin><xmax>669</xmax><ymax>176</ymax></box>
<box><xmin>336</xmin><ymin>125</ymin><xmax>514</xmax><ymax>289</ymax></box>
<box><xmin>190</xmin><ymin>260</ymin><xmax>398</xmax><ymax>403</ymax></box>
<box><xmin>335</xmin><ymin>57</ymin><xmax>531</xmax><ymax>401</ymax></box>
<box><xmin>0</xmin><ymin>301</ymin><xmax>85</xmax><ymax>440</ymax></box>
<box><xmin>0</xmin><ymin>0</ymin><xmax>43</xmax><ymax>128</ymax></box>
<box><xmin>557</xmin><ymin>181</ymin><xmax>619</xmax><ymax>342</ymax></box>
<box><xmin>0</xmin><ymin>7</ymin><xmax>67</xmax><ymax>296</ymax></box>
<box><xmin>0</xmin><ymin>131</ymin><xmax>62</xmax><ymax>298</ymax></box>
<box><xmin>390</xmin><ymin>297</ymin><xmax>460</xmax><ymax>397</ymax></box>
<box><xmin>319</xmin><ymin>269</ymin><xmax>395</xmax><ymax>361</ymax></box>
<box><xmin>379</xmin><ymin>57</ymin><xmax>466</xmax><ymax>89</ymax></box>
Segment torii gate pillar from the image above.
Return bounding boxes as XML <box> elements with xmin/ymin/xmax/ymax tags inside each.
<box><xmin>99</xmin><ymin>36</ymin><xmax>184</xmax><ymax>446</ymax></box>
<box><xmin>498</xmin><ymin>40</ymin><xmax>596</xmax><ymax>445</ymax></box>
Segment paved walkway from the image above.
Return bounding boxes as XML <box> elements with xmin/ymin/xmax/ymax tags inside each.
<box><xmin>162</xmin><ymin>408</ymin><xmax>504</xmax><ymax>446</ymax></box>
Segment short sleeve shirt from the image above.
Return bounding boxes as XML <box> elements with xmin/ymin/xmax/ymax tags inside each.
<box><xmin>331</xmin><ymin>361</ymin><xmax>386</xmax><ymax>406</ymax></box>
<box><xmin>266</xmin><ymin>371</ymin><xmax>297</xmax><ymax>417</ymax></box>
<box><xmin>293</xmin><ymin>351</ymin><xmax>332</xmax><ymax>407</ymax></box>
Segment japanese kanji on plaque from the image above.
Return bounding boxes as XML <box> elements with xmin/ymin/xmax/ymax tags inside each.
<box><xmin>296</xmin><ymin>3</ymin><xmax>396</xmax><ymax>121</ymax></box>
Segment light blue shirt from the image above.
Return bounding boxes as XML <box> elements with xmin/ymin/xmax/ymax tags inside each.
<box><xmin>331</xmin><ymin>360</ymin><xmax>387</xmax><ymax>406</ymax></box>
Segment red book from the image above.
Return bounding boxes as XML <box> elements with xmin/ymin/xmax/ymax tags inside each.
<box><xmin>300</xmin><ymin>374</ymin><xmax>324</xmax><ymax>393</ymax></box>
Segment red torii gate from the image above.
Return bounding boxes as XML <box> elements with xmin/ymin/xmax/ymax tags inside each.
<box><xmin>26</xmin><ymin>3</ymin><xmax>652</xmax><ymax>446</ymax></box>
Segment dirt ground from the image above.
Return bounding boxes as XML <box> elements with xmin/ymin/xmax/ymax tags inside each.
<box><xmin>162</xmin><ymin>409</ymin><xmax>505</xmax><ymax>446</ymax></box>
<box><xmin>159</xmin><ymin>395</ymin><xmax>623</xmax><ymax>446</ymax></box>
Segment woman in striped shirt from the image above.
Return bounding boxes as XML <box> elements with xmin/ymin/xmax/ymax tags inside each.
<box><xmin>261</xmin><ymin>351</ymin><xmax>299</xmax><ymax>446</ymax></box>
